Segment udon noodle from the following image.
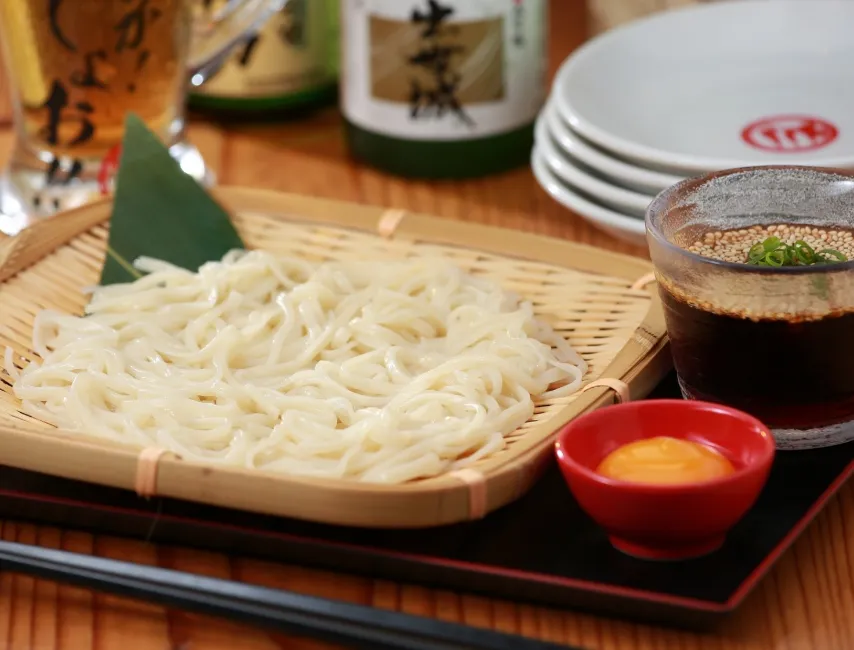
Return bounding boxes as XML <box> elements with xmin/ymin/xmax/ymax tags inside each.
<box><xmin>6</xmin><ymin>251</ymin><xmax>587</xmax><ymax>483</ymax></box>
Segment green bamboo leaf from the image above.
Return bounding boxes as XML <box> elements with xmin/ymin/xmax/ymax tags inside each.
<box><xmin>100</xmin><ymin>113</ymin><xmax>245</xmax><ymax>286</ymax></box>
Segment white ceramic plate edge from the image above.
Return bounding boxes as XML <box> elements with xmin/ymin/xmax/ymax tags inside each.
<box><xmin>535</xmin><ymin>115</ymin><xmax>651</xmax><ymax>216</ymax></box>
<box><xmin>551</xmin><ymin>0</ymin><xmax>854</xmax><ymax>173</ymax></box>
<box><xmin>543</xmin><ymin>99</ymin><xmax>684</xmax><ymax>194</ymax></box>
<box><xmin>531</xmin><ymin>147</ymin><xmax>647</xmax><ymax>247</ymax></box>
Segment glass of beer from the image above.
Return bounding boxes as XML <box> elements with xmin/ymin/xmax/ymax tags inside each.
<box><xmin>0</xmin><ymin>0</ymin><xmax>284</xmax><ymax>235</ymax></box>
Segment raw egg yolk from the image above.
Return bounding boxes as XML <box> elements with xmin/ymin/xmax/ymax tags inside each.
<box><xmin>596</xmin><ymin>436</ymin><xmax>735</xmax><ymax>485</ymax></box>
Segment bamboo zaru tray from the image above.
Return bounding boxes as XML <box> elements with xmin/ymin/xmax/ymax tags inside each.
<box><xmin>0</xmin><ymin>187</ymin><xmax>670</xmax><ymax>528</ymax></box>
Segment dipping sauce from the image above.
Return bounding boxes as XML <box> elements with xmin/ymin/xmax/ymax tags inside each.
<box><xmin>596</xmin><ymin>437</ymin><xmax>736</xmax><ymax>485</ymax></box>
<box><xmin>663</xmin><ymin>223</ymin><xmax>854</xmax><ymax>431</ymax></box>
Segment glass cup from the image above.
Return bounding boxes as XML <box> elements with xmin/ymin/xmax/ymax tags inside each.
<box><xmin>0</xmin><ymin>0</ymin><xmax>284</xmax><ymax>235</ymax></box>
<box><xmin>646</xmin><ymin>166</ymin><xmax>854</xmax><ymax>451</ymax></box>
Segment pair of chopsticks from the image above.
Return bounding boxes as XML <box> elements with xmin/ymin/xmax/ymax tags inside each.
<box><xmin>0</xmin><ymin>539</ymin><xmax>575</xmax><ymax>650</ymax></box>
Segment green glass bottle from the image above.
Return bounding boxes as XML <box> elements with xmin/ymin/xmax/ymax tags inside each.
<box><xmin>340</xmin><ymin>0</ymin><xmax>548</xmax><ymax>179</ymax></box>
<box><xmin>189</xmin><ymin>0</ymin><xmax>339</xmax><ymax>118</ymax></box>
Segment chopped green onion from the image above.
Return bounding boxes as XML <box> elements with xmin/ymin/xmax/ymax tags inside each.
<box><xmin>748</xmin><ymin>242</ymin><xmax>766</xmax><ymax>263</ymax></box>
<box><xmin>819</xmin><ymin>249</ymin><xmax>847</xmax><ymax>262</ymax></box>
<box><xmin>763</xmin><ymin>236</ymin><xmax>782</xmax><ymax>252</ymax></box>
<box><xmin>793</xmin><ymin>241</ymin><xmax>815</xmax><ymax>264</ymax></box>
<box><xmin>765</xmin><ymin>249</ymin><xmax>785</xmax><ymax>266</ymax></box>
<box><xmin>745</xmin><ymin>236</ymin><xmax>847</xmax><ymax>267</ymax></box>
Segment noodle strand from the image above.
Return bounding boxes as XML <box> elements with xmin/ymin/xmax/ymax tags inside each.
<box><xmin>7</xmin><ymin>251</ymin><xmax>587</xmax><ymax>484</ymax></box>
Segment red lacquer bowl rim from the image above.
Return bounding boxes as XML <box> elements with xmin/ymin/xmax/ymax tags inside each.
<box><xmin>554</xmin><ymin>399</ymin><xmax>776</xmax><ymax>494</ymax></box>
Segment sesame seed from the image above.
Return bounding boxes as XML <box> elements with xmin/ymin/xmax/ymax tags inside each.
<box><xmin>687</xmin><ymin>224</ymin><xmax>854</xmax><ymax>265</ymax></box>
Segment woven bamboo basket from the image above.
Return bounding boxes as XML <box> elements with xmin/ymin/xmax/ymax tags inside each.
<box><xmin>0</xmin><ymin>187</ymin><xmax>671</xmax><ymax>528</ymax></box>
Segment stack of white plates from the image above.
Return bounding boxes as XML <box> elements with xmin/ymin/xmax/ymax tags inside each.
<box><xmin>533</xmin><ymin>0</ymin><xmax>854</xmax><ymax>247</ymax></box>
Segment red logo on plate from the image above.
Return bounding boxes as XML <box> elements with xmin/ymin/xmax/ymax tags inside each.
<box><xmin>741</xmin><ymin>115</ymin><xmax>839</xmax><ymax>153</ymax></box>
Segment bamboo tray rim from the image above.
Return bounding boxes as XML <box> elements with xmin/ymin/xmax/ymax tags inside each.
<box><xmin>0</xmin><ymin>187</ymin><xmax>671</xmax><ymax>527</ymax></box>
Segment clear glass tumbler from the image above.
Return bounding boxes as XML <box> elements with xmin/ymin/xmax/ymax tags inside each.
<box><xmin>646</xmin><ymin>166</ymin><xmax>854</xmax><ymax>451</ymax></box>
<box><xmin>0</xmin><ymin>0</ymin><xmax>284</xmax><ymax>235</ymax></box>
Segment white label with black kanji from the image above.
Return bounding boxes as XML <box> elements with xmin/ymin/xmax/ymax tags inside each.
<box><xmin>341</xmin><ymin>0</ymin><xmax>547</xmax><ymax>140</ymax></box>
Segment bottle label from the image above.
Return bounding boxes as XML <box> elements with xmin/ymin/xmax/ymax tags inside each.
<box><xmin>342</xmin><ymin>0</ymin><xmax>547</xmax><ymax>141</ymax></box>
<box><xmin>195</xmin><ymin>0</ymin><xmax>337</xmax><ymax>99</ymax></box>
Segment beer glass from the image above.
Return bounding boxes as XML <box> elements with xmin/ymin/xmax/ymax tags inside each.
<box><xmin>0</xmin><ymin>0</ymin><xmax>285</xmax><ymax>235</ymax></box>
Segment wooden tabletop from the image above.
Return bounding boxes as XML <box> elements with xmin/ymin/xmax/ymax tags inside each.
<box><xmin>0</xmin><ymin>1</ymin><xmax>852</xmax><ymax>648</ymax></box>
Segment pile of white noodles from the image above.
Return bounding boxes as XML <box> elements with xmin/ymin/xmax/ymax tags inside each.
<box><xmin>6</xmin><ymin>250</ymin><xmax>587</xmax><ymax>483</ymax></box>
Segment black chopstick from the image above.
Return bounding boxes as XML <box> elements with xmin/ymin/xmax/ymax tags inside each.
<box><xmin>0</xmin><ymin>540</ymin><xmax>576</xmax><ymax>650</ymax></box>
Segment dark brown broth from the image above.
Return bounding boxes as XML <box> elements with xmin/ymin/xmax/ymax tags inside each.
<box><xmin>661</xmin><ymin>277</ymin><xmax>854</xmax><ymax>430</ymax></box>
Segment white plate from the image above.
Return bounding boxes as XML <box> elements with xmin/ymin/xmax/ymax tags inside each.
<box><xmin>531</xmin><ymin>148</ymin><xmax>647</xmax><ymax>247</ymax></box>
<box><xmin>535</xmin><ymin>115</ymin><xmax>652</xmax><ymax>217</ymax></box>
<box><xmin>553</xmin><ymin>0</ymin><xmax>854</xmax><ymax>173</ymax></box>
<box><xmin>543</xmin><ymin>100</ymin><xmax>684</xmax><ymax>194</ymax></box>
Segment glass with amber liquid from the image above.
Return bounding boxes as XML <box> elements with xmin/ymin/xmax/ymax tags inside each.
<box><xmin>0</xmin><ymin>0</ymin><xmax>283</xmax><ymax>235</ymax></box>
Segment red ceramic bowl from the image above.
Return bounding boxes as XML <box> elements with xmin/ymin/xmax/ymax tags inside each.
<box><xmin>554</xmin><ymin>399</ymin><xmax>775</xmax><ymax>561</ymax></box>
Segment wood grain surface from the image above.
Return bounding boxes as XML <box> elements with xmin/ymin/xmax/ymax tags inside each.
<box><xmin>0</xmin><ymin>1</ymin><xmax>851</xmax><ymax>649</ymax></box>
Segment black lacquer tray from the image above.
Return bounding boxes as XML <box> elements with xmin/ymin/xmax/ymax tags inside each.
<box><xmin>0</xmin><ymin>373</ymin><xmax>849</xmax><ymax>630</ymax></box>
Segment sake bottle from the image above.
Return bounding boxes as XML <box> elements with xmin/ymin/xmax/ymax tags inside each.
<box><xmin>340</xmin><ymin>0</ymin><xmax>548</xmax><ymax>179</ymax></box>
<box><xmin>189</xmin><ymin>0</ymin><xmax>339</xmax><ymax>118</ymax></box>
